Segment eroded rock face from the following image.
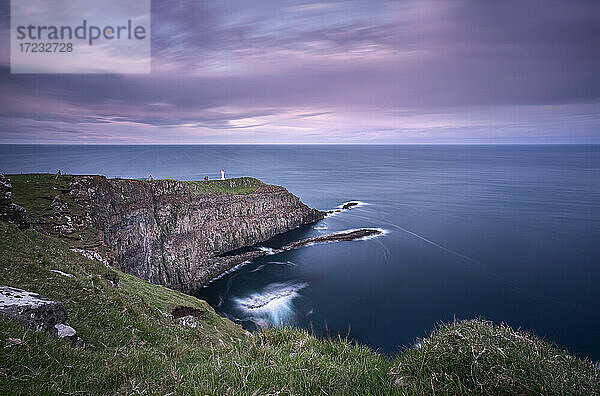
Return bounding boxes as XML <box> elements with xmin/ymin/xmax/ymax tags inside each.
<box><xmin>0</xmin><ymin>174</ymin><xmax>30</xmax><ymax>230</ymax></box>
<box><xmin>66</xmin><ymin>176</ymin><xmax>324</xmax><ymax>291</ymax></box>
<box><xmin>0</xmin><ymin>286</ymin><xmax>83</xmax><ymax>347</ymax></box>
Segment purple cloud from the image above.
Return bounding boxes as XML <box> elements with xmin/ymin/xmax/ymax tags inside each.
<box><xmin>0</xmin><ymin>0</ymin><xmax>598</xmax><ymax>144</ymax></box>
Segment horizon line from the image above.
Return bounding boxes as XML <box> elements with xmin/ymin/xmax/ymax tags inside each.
<box><xmin>1</xmin><ymin>142</ymin><xmax>599</xmax><ymax>146</ymax></box>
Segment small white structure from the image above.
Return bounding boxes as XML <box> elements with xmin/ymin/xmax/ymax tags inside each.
<box><xmin>221</xmin><ymin>169</ymin><xmax>225</xmax><ymax>180</ymax></box>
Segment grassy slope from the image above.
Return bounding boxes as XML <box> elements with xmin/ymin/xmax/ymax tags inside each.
<box><xmin>8</xmin><ymin>173</ymin><xmax>101</xmax><ymax>249</ymax></box>
<box><xmin>0</xmin><ymin>222</ymin><xmax>395</xmax><ymax>395</ymax></box>
<box><xmin>1</xmin><ymin>223</ymin><xmax>598</xmax><ymax>395</ymax></box>
<box><xmin>2</xmin><ymin>174</ymin><xmax>598</xmax><ymax>395</ymax></box>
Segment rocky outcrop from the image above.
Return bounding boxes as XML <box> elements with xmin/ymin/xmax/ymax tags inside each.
<box><xmin>281</xmin><ymin>228</ymin><xmax>383</xmax><ymax>250</ymax></box>
<box><xmin>0</xmin><ymin>174</ymin><xmax>30</xmax><ymax>230</ymax></box>
<box><xmin>341</xmin><ymin>201</ymin><xmax>359</xmax><ymax>210</ymax></box>
<box><xmin>63</xmin><ymin>176</ymin><xmax>323</xmax><ymax>291</ymax></box>
<box><xmin>0</xmin><ymin>286</ymin><xmax>83</xmax><ymax>347</ymax></box>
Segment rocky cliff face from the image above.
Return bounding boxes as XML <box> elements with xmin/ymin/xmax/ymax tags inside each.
<box><xmin>63</xmin><ymin>176</ymin><xmax>323</xmax><ymax>291</ymax></box>
<box><xmin>0</xmin><ymin>174</ymin><xmax>30</xmax><ymax>230</ymax></box>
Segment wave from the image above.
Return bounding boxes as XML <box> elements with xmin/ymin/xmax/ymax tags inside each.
<box><xmin>248</xmin><ymin>261</ymin><xmax>296</xmax><ymax>273</ymax></box>
<box><xmin>268</xmin><ymin>260</ymin><xmax>297</xmax><ymax>266</ymax></box>
<box><xmin>248</xmin><ymin>264</ymin><xmax>267</xmax><ymax>273</ymax></box>
<box><xmin>203</xmin><ymin>260</ymin><xmax>252</xmax><ymax>287</ymax></box>
<box><xmin>256</xmin><ymin>246</ymin><xmax>280</xmax><ymax>255</ymax></box>
<box><xmin>234</xmin><ymin>282</ymin><xmax>308</xmax><ymax>327</ymax></box>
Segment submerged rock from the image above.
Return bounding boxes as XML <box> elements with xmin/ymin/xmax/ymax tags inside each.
<box><xmin>0</xmin><ymin>286</ymin><xmax>84</xmax><ymax>348</ymax></box>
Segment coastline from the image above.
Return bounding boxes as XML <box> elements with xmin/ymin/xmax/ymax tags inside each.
<box><xmin>3</xmin><ymin>173</ymin><xmax>324</xmax><ymax>291</ymax></box>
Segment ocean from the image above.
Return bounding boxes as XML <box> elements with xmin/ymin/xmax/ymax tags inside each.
<box><xmin>1</xmin><ymin>144</ymin><xmax>599</xmax><ymax>360</ymax></box>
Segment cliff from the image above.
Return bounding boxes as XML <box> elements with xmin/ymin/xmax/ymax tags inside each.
<box><xmin>8</xmin><ymin>174</ymin><xmax>324</xmax><ymax>291</ymax></box>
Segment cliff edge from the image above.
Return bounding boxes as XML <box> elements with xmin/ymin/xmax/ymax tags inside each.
<box><xmin>7</xmin><ymin>174</ymin><xmax>324</xmax><ymax>291</ymax></box>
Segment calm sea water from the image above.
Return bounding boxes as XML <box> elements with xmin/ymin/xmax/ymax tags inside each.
<box><xmin>1</xmin><ymin>144</ymin><xmax>599</xmax><ymax>360</ymax></box>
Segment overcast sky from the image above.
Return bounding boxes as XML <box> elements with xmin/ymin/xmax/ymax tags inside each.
<box><xmin>0</xmin><ymin>0</ymin><xmax>598</xmax><ymax>144</ymax></box>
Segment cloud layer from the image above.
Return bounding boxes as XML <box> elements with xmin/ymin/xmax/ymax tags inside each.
<box><xmin>1</xmin><ymin>0</ymin><xmax>598</xmax><ymax>143</ymax></box>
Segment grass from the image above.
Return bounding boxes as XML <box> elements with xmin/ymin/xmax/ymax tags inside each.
<box><xmin>391</xmin><ymin>319</ymin><xmax>600</xmax><ymax>395</ymax></box>
<box><xmin>1</xmin><ymin>222</ymin><xmax>598</xmax><ymax>395</ymax></box>
<box><xmin>8</xmin><ymin>173</ymin><xmax>101</xmax><ymax>249</ymax></box>
<box><xmin>183</xmin><ymin>177</ymin><xmax>264</xmax><ymax>195</ymax></box>
<box><xmin>8</xmin><ymin>173</ymin><xmax>86</xmax><ymax>226</ymax></box>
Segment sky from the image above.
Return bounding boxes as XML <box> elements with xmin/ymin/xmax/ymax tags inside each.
<box><xmin>0</xmin><ymin>0</ymin><xmax>599</xmax><ymax>144</ymax></box>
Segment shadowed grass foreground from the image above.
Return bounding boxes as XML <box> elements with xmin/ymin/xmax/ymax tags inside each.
<box><xmin>1</xmin><ymin>221</ymin><xmax>598</xmax><ymax>395</ymax></box>
<box><xmin>391</xmin><ymin>319</ymin><xmax>599</xmax><ymax>395</ymax></box>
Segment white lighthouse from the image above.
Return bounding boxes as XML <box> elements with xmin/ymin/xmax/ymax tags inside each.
<box><xmin>221</xmin><ymin>169</ymin><xmax>225</xmax><ymax>180</ymax></box>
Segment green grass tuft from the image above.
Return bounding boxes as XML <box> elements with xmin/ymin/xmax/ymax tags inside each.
<box><xmin>390</xmin><ymin>319</ymin><xmax>600</xmax><ymax>395</ymax></box>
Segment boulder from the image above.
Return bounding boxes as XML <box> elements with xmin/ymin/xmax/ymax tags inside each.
<box><xmin>0</xmin><ymin>286</ymin><xmax>84</xmax><ymax>347</ymax></box>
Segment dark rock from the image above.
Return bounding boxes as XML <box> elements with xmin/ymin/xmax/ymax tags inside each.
<box><xmin>171</xmin><ymin>306</ymin><xmax>203</xmax><ymax>328</ymax></box>
<box><xmin>172</xmin><ymin>306</ymin><xmax>203</xmax><ymax>320</ymax></box>
<box><xmin>0</xmin><ymin>174</ymin><xmax>30</xmax><ymax>230</ymax></box>
<box><xmin>51</xmin><ymin>195</ymin><xmax>68</xmax><ymax>212</ymax></box>
<box><xmin>2</xmin><ymin>203</ymin><xmax>31</xmax><ymax>230</ymax></box>
<box><xmin>0</xmin><ymin>286</ymin><xmax>67</xmax><ymax>333</ymax></box>
<box><xmin>341</xmin><ymin>202</ymin><xmax>359</xmax><ymax>210</ymax></box>
<box><xmin>282</xmin><ymin>229</ymin><xmax>382</xmax><ymax>250</ymax></box>
<box><xmin>186</xmin><ymin>250</ymin><xmax>266</xmax><ymax>289</ymax></box>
